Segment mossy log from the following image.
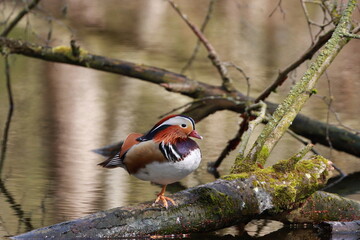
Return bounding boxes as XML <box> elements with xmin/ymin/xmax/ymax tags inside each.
<box><xmin>317</xmin><ymin>220</ymin><xmax>360</xmax><ymax>233</ymax></box>
<box><xmin>13</xmin><ymin>156</ymin><xmax>339</xmax><ymax>239</ymax></box>
<box><xmin>274</xmin><ymin>191</ymin><xmax>360</xmax><ymax>223</ymax></box>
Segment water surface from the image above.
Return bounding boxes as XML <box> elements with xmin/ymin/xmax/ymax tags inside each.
<box><xmin>0</xmin><ymin>0</ymin><xmax>360</xmax><ymax>238</ymax></box>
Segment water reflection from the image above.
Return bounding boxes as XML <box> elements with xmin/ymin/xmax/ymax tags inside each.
<box><xmin>0</xmin><ymin>0</ymin><xmax>359</xmax><ymax>238</ymax></box>
<box><xmin>46</xmin><ymin>63</ymin><xmax>105</xmax><ymax>219</ymax></box>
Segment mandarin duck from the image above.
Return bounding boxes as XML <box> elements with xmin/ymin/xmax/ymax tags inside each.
<box><xmin>98</xmin><ymin>115</ymin><xmax>202</xmax><ymax>208</ymax></box>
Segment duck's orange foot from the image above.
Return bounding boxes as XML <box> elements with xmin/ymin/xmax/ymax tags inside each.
<box><xmin>153</xmin><ymin>194</ymin><xmax>176</xmax><ymax>209</ymax></box>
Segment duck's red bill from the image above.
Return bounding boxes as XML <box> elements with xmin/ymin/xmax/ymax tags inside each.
<box><xmin>189</xmin><ymin>130</ymin><xmax>203</xmax><ymax>139</ymax></box>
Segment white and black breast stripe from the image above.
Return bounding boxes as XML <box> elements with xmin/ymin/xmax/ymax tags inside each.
<box><xmin>159</xmin><ymin>142</ymin><xmax>182</xmax><ymax>162</ymax></box>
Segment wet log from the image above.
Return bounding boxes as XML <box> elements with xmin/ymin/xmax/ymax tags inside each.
<box><xmin>317</xmin><ymin>220</ymin><xmax>360</xmax><ymax>233</ymax></box>
<box><xmin>273</xmin><ymin>191</ymin><xmax>360</xmax><ymax>223</ymax></box>
<box><xmin>13</xmin><ymin>156</ymin><xmax>334</xmax><ymax>239</ymax></box>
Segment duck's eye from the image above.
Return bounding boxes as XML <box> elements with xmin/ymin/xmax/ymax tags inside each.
<box><xmin>181</xmin><ymin>123</ymin><xmax>187</xmax><ymax>128</ymax></box>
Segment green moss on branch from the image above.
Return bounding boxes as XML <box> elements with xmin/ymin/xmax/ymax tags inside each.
<box><xmin>224</xmin><ymin>155</ymin><xmax>332</xmax><ymax>212</ymax></box>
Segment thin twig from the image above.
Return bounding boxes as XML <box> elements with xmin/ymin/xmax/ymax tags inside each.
<box><xmin>268</xmin><ymin>0</ymin><xmax>286</xmax><ymax>19</ymax></box>
<box><xmin>159</xmin><ymin>95</ymin><xmax>242</xmax><ymax>119</ymax></box>
<box><xmin>224</xmin><ymin>62</ymin><xmax>251</xmax><ymax>99</ymax></box>
<box><xmin>330</xmin><ymin>108</ymin><xmax>360</xmax><ymax>134</ymax></box>
<box><xmin>300</xmin><ymin>0</ymin><xmax>334</xmax><ymax>45</ymax></box>
<box><xmin>341</xmin><ymin>32</ymin><xmax>360</xmax><ymax>39</ymax></box>
<box><xmin>0</xmin><ymin>179</ymin><xmax>34</xmax><ymax>231</ymax></box>
<box><xmin>208</xmin><ymin>114</ymin><xmax>249</xmax><ymax>174</ymax></box>
<box><xmin>313</xmin><ymin>94</ymin><xmax>360</xmax><ymax>134</ymax></box>
<box><xmin>168</xmin><ymin>0</ymin><xmax>235</xmax><ymax>91</ymax></box>
<box><xmin>324</xmin><ymin>71</ymin><xmax>334</xmax><ymax>158</ymax></box>
<box><xmin>352</xmin><ymin>24</ymin><xmax>360</xmax><ymax>33</ymax></box>
<box><xmin>337</xmin><ymin>21</ymin><xmax>360</xmax><ymax>38</ymax></box>
<box><xmin>255</xmin><ymin>29</ymin><xmax>334</xmax><ymax>102</ymax></box>
<box><xmin>1</xmin><ymin>1</ymin><xmax>19</xmax><ymax>27</ymax></box>
<box><xmin>321</xmin><ymin>166</ymin><xmax>347</xmax><ymax>190</ymax></box>
<box><xmin>181</xmin><ymin>0</ymin><xmax>216</xmax><ymax>74</ymax></box>
<box><xmin>0</xmin><ymin>0</ymin><xmax>41</xmax><ymax>37</ymax></box>
<box><xmin>301</xmin><ymin>0</ymin><xmax>315</xmax><ymax>44</ymax></box>
<box><xmin>302</xmin><ymin>0</ymin><xmax>334</xmax><ymax>28</ymax></box>
<box><xmin>0</xmin><ymin>56</ymin><xmax>14</xmax><ymax>175</ymax></box>
<box><xmin>159</xmin><ymin>102</ymin><xmax>195</xmax><ymax>119</ymax></box>
<box><xmin>237</xmin><ymin>101</ymin><xmax>267</xmax><ymax>160</ymax></box>
<box><xmin>286</xmin><ymin>130</ymin><xmax>318</xmax><ymax>154</ymax></box>
<box><xmin>288</xmin><ymin>143</ymin><xmax>314</xmax><ymax>165</ymax></box>
<box><xmin>231</xmin><ymin>101</ymin><xmax>267</xmax><ymax>173</ymax></box>
<box><xmin>29</xmin><ymin>1</ymin><xmax>76</xmax><ymax>42</ymax></box>
<box><xmin>269</xmin><ymin>0</ymin><xmax>286</xmax><ymax>19</ymax></box>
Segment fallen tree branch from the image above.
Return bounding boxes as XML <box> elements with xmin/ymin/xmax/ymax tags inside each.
<box><xmin>0</xmin><ymin>37</ymin><xmax>233</xmax><ymax>100</ymax></box>
<box><xmin>13</xmin><ymin>156</ymin><xmax>334</xmax><ymax>238</ymax></box>
<box><xmin>274</xmin><ymin>191</ymin><xmax>360</xmax><ymax>223</ymax></box>
<box><xmin>317</xmin><ymin>220</ymin><xmax>360</xmax><ymax>233</ymax></box>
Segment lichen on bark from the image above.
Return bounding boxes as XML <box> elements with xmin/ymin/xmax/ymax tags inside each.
<box><xmin>224</xmin><ymin>155</ymin><xmax>332</xmax><ymax>213</ymax></box>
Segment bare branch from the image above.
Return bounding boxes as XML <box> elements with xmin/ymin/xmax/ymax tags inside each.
<box><xmin>181</xmin><ymin>0</ymin><xmax>216</xmax><ymax>73</ymax></box>
<box><xmin>324</xmin><ymin>72</ymin><xmax>334</xmax><ymax>159</ymax></box>
<box><xmin>301</xmin><ymin>0</ymin><xmax>333</xmax><ymax>28</ymax></box>
<box><xmin>208</xmin><ymin>115</ymin><xmax>249</xmax><ymax>174</ymax></box>
<box><xmin>341</xmin><ymin>32</ymin><xmax>360</xmax><ymax>39</ymax></box>
<box><xmin>0</xmin><ymin>0</ymin><xmax>41</xmax><ymax>37</ymax></box>
<box><xmin>255</xmin><ymin>29</ymin><xmax>334</xmax><ymax>103</ymax></box>
<box><xmin>268</xmin><ymin>0</ymin><xmax>286</xmax><ymax>19</ymax></box>
<box><xmin>0</xmin><ymin>179</ymin><xmax>34</xmax><ymax>231</ymax></box>
<box><xmin>352</xmin><ymin>24</ymin><xmax>360</xmax><ymax>33</ymax></box>
<box><xmin>338</xmin><ymin>23</ymin><xmax>360</xmax><ymax>39</ymax></box>
<box><xmin>300</xmin><ymin>0</ymin><xmax>334</xmax><ymax>44</ymax></box>
<box><xmin>0</xmin><ymin>55</ymin><xmax>14</xmax><ymax>175</ymax></box>
<box><xmin>167</xmin><ymin>0</ymin><xmax>235</xmax><ymax>91</ymax></box>
<box><xmin>236</xmin><ymin>101</ymin><xmax>267</xmax><ymax>161</ymax></box>
<box><xmin>158</xmin><ymin>95</ymin><xmax>241</xmax><ymax>120</ymax></box>
<box><xmin>224</xmin><ymin>62</ymin><xmax>251</xmax><ymax>98</ymax></box>
<box><xmin>314</xmin><ymin>94</ymin><xmax>360</xmax><ymax>134</ymax></box>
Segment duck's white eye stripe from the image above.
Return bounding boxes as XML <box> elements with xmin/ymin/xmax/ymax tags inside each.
<box><xmin>156</xmin><ymin>117</ymin><xmax>190</xmax><ymax>128</ymax></box>
<box><xmin>151</xmin><ymin>116</ymin><xmax>195</xmax><ymax>134</ymax></box>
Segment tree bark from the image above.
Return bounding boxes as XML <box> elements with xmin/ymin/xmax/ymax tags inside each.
<box><xmin>317</xmin><ymin>220</ymin><xmax>360</xmax><ymax>233</ymax></box>
<box><xmin>273</xmin><ymin>191</ymin><xmax>360</xmax><ymax>223</ymax></box>
<box><xmin>13</xmin><ymin>156</ymin><xmax>338</xmax><ymax>239</ymax></box>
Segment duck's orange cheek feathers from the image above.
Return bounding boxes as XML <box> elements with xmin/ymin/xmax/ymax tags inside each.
<box><xmin>153</xmin><ymin>126</ymin><xmax>187</xmax><ymax>144</ymax></box>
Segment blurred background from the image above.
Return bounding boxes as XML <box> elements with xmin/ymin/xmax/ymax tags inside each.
<box><xmin>0</xmin><ymin>0</ymin><xmax>359</xmax><ymax>238</ymax></box>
